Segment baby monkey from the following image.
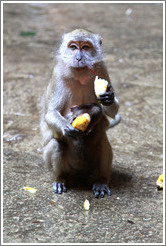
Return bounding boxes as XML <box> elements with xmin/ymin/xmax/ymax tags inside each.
<box><xmin>40</xmin><ymin>29</ymin><xmax>120</xmax><ymax>198</ymax></box>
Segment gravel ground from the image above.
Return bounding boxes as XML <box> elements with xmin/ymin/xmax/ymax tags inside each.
<box><xmin>3</xmin><ymin>2</ymin><xmax>164</xmax><ymax>244</ymax></box>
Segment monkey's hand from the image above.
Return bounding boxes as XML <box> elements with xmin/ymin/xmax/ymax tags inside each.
<box><xmin>97</xmin><ymin>84</ymin><xmax>115</xmax><ymax>106</ymax></box>
<box><xmin>92</xmin><ymin>184</ymin><xmax>111</xmax><ymax>198</ymax></box>
<box><xmin>53</xmin><ymin>182</ymin><xmax>67</xmax><ymax>194</ymax></box>
<box><xmin>64</xmin><ymin>124</ymin><xmax>84</xmax><ymax>138</ymax></box>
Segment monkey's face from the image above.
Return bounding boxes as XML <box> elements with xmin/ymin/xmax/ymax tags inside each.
<box><xmin>60</xmin><ymin>40</ymin><xmax>102</xmax><ymax>69</ymax></box>
<box><xmin>67</xmin><ymin>41</ymin><xmax>94</xmax><ymax>68</ymax></box>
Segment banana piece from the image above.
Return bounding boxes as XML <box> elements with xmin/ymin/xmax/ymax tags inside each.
<box><xmin>84</xmin><ymin>199</ymin><xmax>90</xmax><ymax>210</ymax></box>
<box><xmin>156</xmin><ymin>174</ymin><xmax>163</xmax><ymax>190</ymax></box>
<box><xmin>23</xmin><ymin>186</ymin><xmax>38</xmax><ymax>193</ymax></box>
<box><xmin>94</xmin><ymin>76</ymin><xmax>108</xmax><ymax>97</ymax></box>
<box><xmin>72</xmin><ymin>113</ymin><xmax>91</xmax><ymax>132</ymax></box>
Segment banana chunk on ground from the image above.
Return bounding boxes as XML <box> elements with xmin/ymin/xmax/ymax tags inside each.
<box><xmin>84</xmin><ymin>199</ymin><xmax>90</xmax><ymax>210</ymax></box>
<box><xmin>23</xmin><ymin>186</ymin><xmax>38</xmax><ymax>193</ymax></box>
<box><xmin>156</xmin><ymin>174</ymin><xmax>163</xmax><ymax>190</ymax></box>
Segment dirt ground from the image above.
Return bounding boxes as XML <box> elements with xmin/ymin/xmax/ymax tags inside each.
<box><xmin>3</xmin><ymin>2</ymin><xmax>164</xmax><ymax>244</ymax></box>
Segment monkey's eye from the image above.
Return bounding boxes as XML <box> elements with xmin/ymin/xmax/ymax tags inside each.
<box><xmin>82</xmin><ymin>45</ymin><xmax>91</xmax><ymax>51</ymax></box>
<box><xmin>70</xmin><ymin>44</ymin><xmax>77</xmax><ymax>50</ymax></box>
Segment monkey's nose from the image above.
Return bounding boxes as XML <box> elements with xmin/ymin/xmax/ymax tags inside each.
<box><xmin>76</xmin><ymin>56</ymin><xmax>82</xmax><ymax>61</ymax></box>
<box><xmin>76</xmin><ymin>51</ymin><xmax>82</xmax><ymax>61</ymax></box>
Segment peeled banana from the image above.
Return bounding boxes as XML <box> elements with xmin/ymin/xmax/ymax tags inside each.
<box><xmin>94</xmin><ymin>76</ymin><xmax>108</xmax><ymax>97</ymax></box>
<box><xmin>72</xmin><ymin>113</ymin><xmax>91</xmax><ymax>132</ymax></box>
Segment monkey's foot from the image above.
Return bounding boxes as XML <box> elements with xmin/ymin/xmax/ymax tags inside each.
<box><xmin>53</xmin><ymin>182</ymin><xmax>67</xmax><ymax>194</ymax></box>
<box><xmin>92</xmin><ymin>184</ymin><xmax>111</xmax><ymax>198</ymax></box>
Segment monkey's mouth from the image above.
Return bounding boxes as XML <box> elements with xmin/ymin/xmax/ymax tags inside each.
<box><xmin>74</xmin><ymin>61</ymin><xmax>86</xmax><ymax>68</ymax></box>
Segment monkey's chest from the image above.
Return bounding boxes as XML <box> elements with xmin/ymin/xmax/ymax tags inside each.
<box><xmin>62</xmin><ymin>90</ymin><xmax>98</xmax><ymax>119</ymax></box>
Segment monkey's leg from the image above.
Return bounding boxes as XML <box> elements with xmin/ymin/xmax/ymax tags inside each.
<box><xmin>52</xmin><ymin>140</ymin><xmax>68</xmax><ymax>194</ymax></box>
<box><xmin>43</xmin><ymin>138</ymin><xmax>56</xmax><ymax>169</ymax></box>
<box><xmin>92</xmin><ymin>137</ymin><xmax>112</xmax><ymax>198</ymax></box>
<box><xmin>43</xmin><ymin>138</ymin><xmax>67</xmax><ymax>194</ymax></box>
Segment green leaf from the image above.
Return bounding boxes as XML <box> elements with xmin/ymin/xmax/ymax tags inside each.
<box><xmin>20</xmin><ymin>31</ymin><xmax>36</xmax><ymax>37</ymax></box>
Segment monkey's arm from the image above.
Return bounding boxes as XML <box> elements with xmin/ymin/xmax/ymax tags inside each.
<box><xmin>101</xmin><ymin>94</ymin><xmax>120</xmax><ymax>119</ymax></box>
<box><xmin>45</xmin><ymin>86</ymin><xmax>83</xmax><ymax>139</ymax></box>
<box><xmin>46</xmin><ymin>110</ymin><xmax>83</xmax><ymax>139</ymax></box>
<box><xmin>45</xmin><ymin>110</ymin><xmax>68</xmax><ymax>138</ymax></box>
<box><xmin>94</xmin><ymin>62</ymin><xmax>120</xmax><ymax>119</ymax></box>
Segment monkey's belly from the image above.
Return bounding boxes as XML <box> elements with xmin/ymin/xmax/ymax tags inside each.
<box><xmin>67</xmin><ymin>137</ymin><xmax>100</xmax><ymax>175</ymax></box>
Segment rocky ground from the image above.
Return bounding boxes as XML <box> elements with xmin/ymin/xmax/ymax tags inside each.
<box><xmin>3</xmin><ymin>2</ymin><xmax>163</xmax><ymax>244</ymax></box>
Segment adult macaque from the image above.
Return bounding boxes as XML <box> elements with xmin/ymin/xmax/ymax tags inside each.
<box><xmin>40</xmin><ymin>29</ymin><xmax>120</xmax><ymax>198</ymax></box>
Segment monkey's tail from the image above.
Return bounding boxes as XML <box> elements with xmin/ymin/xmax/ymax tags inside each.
<box><xmin>108</xmin><ymin>113</ymin><xmax>121</xmax><ymax>129</ymax></box>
